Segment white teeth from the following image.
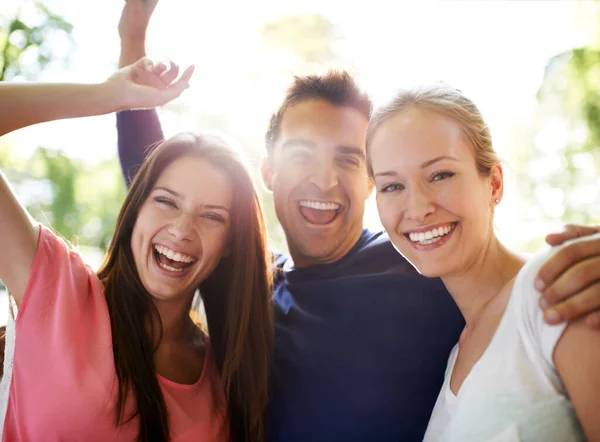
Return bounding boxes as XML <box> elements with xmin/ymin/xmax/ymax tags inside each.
<box><xmin>158</xmin><ymin>261</ymin><xmax>183</xmax><ymax>272</ymax></box>
<box><xmin>407</xmin><ymin>224</ymin><xmax>455</xmax><ymax>245</ymax></box>
<box><xmin>154</xmin><ymin>244</ymin><xmax>194</xmax><ymax>263</ymax></box>
<box><xmin>299</xmin><ymin>200</ymin><xmax>341</xmax><ymax>211</ymax></box>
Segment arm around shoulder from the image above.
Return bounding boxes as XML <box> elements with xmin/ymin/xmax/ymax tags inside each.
<box><xmin>0</xmin><ymin>171</ymin><xmax>39</xmax><ymax>306</ymax></box>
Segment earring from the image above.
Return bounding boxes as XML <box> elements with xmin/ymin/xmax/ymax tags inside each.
<box><xmin>494</xmin><ymin>199</ymin><xmax>500</xmax><ymax>204</ymax></box>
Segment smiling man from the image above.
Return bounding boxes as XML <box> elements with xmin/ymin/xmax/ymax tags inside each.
<box><xmin>262</xmin><ymin>90</ymin><xmax>372</xmax><ymax>267</ymax></box>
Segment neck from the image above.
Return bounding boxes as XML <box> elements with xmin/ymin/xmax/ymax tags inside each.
<box><xmin>290</xmin><ymin>225</ymin><xmax>364</xmax><ymax>268</ymax></box>
<box><xmin>442</xmin><ymin>235</ymin><xmax>525</xmax><ymax>328</ymax></box>
<box><xmin>149</xmin><ymin>293</ymin><xmax>196</xmax><ymax>345</ymax></box>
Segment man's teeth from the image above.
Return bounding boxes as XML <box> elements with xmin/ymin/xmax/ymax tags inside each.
<box><xmin>154</xmin><ymin>244</ymin><xmax>194</xmax><ymax>263</ymax></box>
<box><xmin>299</xmin><ymin>200</ymin><xmax>340</xmax><ymax>211</ymax></box>
<box><xmin>408</xmin><ymin>224</ymin><xmax>455</xmax><ymax>245</ymax></box>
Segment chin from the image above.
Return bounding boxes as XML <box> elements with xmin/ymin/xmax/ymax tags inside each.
<box><xmin>141</xmin><ymin>279</ymin><xmax>187</xmax><ymax>301</ymax></box>
<box><xmin>299</xmin><ymin>240</ymin><xmax>339</xmax><ymax>260</ymax></box>
<box><xmin>410</xmin><ymin>260</ymin><xmax>448</xmax><ymax>278</ymax></box>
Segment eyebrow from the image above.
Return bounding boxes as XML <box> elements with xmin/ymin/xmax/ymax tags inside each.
<box><xmin>280</xmin><ymin>138</ymin><xmax>317</xmax><ymax>150</ymax></box>
<box><xmin>281</xmin><ymin>139</ymin><xmax>365</xmax><ymax>158</ymax></box>
<box><xmin>336</xmin><ymin>146</ymin><xmax>365</xmax><ymax>159</ymax></box>
<box><xmin>154</xmin><ymin>186</ymin><xmax>231</xmax><ymax>213</ymax></box>
<box><xmin>374</xmin><ymin>155</ymin><xmax>459</xmax><ymax>177</ymax></box>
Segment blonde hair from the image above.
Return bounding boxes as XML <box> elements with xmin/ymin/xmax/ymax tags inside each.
<box><xmin>366</xmin><ymin>83</ymin><xmax>501</xmax><ymax>178</ymax></box>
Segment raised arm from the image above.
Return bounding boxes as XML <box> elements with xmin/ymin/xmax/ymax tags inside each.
<box><xmin>0</xmin><ymin>60</ymin><xmax>190</xmax><ymax>305</ymax></box>
<box><xmin>117</xmin><ymin>0</ymin><xmax>164</xmax><ymax>186</ymax></box>
<box><xmin>0</xmin><ymin>170</ymin><xmax>38</xmax><ymax>304</ymax></box>
<box><xmin>0</xmin><ymin>60</ymin><xmax>190</xmax><ymax>137</ymax></box>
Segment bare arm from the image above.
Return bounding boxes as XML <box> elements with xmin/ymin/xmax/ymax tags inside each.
<box><xmin>0</xmin><ymin>59</ymin><xmax>191</xmax><ymax>137</ymax></box>
<box><xmin>0</xmin><ymin>171</ymin><xmax>39</xmax><ymax>304</ymax></box>
<box><xmin>118</xmin><ymin>0</ymin><xmax>158</xmax><ymax>69</ymax></box>
<box><xmin>554</xmin><ymin>319</ymin><xmax>600</xmax><ymax>439</ymax></box>
<box><xmin>1</xmin><ymin>82</ymin><xmax>125</xmax><ymax>136</ymax></box>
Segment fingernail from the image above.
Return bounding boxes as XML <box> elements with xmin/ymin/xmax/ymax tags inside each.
<box><xmin>534</xmin><ymin>278</ymin><xmax>546</xmax><ymax>292</ymax></box>
<box><xmin>544</xmin><ymin>309</ymin><xmax>561</xmax><ymax>324</ymax></box>
<box><xmin>539</xmin><ymin>297</ymin><xmax>549</xmax><ymax>310</ymax></box>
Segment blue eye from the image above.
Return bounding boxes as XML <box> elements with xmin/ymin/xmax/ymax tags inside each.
<box><xmin>431</xmin><ymin>171</ymin><xmax>455</xmax><ymax>182</ymax></box>
<box><xmin>380</xmin><ymin>183</ymin><xmax>404</xmax><ymax>193</ymax></box>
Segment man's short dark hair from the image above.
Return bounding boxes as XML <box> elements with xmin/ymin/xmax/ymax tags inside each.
<box><xmin>265</xmin><ymin>70</ymin><xmax>372</xmax><ymax>155</ymax></box>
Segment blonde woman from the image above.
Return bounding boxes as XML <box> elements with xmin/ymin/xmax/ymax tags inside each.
<box><xmin>366</xmin><ymin>84</ymin><xmax>600</xmax><ymax>441</ymax></box>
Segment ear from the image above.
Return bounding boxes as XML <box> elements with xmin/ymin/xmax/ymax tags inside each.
<box><xmin>261</xmin><ymin>156</ymin><xmax>273</xmax><ymax>193</ymax></box>
<box><xmin>489</xmin><ymin>163</ymin><xmax>504</xmax><ymax>207</ymax></box>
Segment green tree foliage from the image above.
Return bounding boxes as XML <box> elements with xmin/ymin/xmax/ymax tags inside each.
<box><xmin>510</xmin><ymin>18</ymin><xmax>600</xmax><ymax>254</ymax></box>
<box><xmin>569</xmin><ymin>47</ymin><xmax>600</xmax><ymax>157</ymax></box>
<box><xmin>0</xmin><ymin>1</ymin><xmax>74</xmax><ymax>81</ymax></box>
<box><xmin>0</xmin><ymin>143</ymin><xmax>126</xmax><ymax>258</ymax></box>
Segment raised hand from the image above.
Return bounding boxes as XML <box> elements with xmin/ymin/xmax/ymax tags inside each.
<box><xmin>107</xmin><ymin>57</ymin><xmax>195</xmax><ymax>110</ymax></box>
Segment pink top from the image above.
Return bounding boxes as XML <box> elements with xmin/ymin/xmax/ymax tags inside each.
<box><xmin>3</xmin><ymin>226</ymin><xmax>229</xmax><ymax>441</ymax></box>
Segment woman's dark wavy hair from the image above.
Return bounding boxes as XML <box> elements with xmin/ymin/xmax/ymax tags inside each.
<box><xmin>97</xmin><ymin>132</ymin><xmax>273</xmax><ymax>442</ymax></box>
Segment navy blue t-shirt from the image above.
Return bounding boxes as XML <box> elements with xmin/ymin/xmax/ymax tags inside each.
<box><xmin>117</xmin><ymin>110</ymin><xmax>465</xmax><ymax>442</ymax></box>
<box><xmin>270</xmin><ymin>230</ymin><xmax>463</xmax><ymax>442</ymax></box>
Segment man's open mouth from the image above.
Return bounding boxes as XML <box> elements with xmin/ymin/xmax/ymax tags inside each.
<box><xmin>298</xmin><ymin>200</ymin><xmax>342</xmax><ymax>225</ymax></box>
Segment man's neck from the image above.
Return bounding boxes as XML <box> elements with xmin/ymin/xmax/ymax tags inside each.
<box><xmin>289</xmin><ymin>226</ymin><xmax>364</xmax><ymax>269</ymax></box>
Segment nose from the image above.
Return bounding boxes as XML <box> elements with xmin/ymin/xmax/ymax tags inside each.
<box><xmin>168</xmin><ymin>213</ymin><xmax>195</xmax><ymax>242</ymax></box>
<box><xmin>310</xmin><ymin>161</ymin><xmax>339</xmax><ymax>192</ymax></box>
<box><xmin>405</xmin><ymin>183</ymin><xmax>436</xmax><ymax>222</ymax></box>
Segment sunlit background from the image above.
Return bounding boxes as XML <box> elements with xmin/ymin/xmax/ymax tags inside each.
<box><xmin>2</xmin><ymin>0</ymin><xmax>600</xmax><ymax>325</ymax></box>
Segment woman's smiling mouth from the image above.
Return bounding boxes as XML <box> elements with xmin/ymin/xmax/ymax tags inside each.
<box><xmin>404</xmin><ymin>222</ymin><xmax>458</xmax><ymax>246</ymax></box>
<box><xmin>152</xmin><ymin>244</ymin><xmax>198</xmax><ymax>274</ymax></box>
